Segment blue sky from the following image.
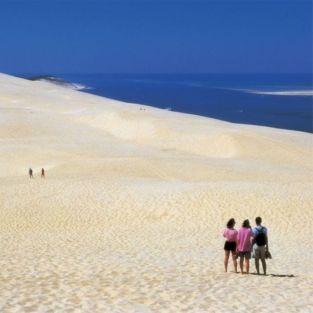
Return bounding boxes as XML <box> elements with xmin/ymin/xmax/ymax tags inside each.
<box><xmin>0</xmin><ymin>0</ymin><xmax>312</xmax><ymax>74</ymax></box>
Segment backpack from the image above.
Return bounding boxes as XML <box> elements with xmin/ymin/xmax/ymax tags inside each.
<box><xmin>255</xmin><ymin>227</ymin><xmax>267</xmax><ymax>246</ymax></box>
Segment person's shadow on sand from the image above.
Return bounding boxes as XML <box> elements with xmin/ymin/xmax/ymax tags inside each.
<box><xmin>250</xmin><ymin>273</ymin><xmax>295</xmax><ymax>278</ymax></box>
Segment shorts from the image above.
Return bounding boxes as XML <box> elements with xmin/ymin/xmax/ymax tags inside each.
<box><xmin>237</xmin><ymin>251</ymin><xmax>251</xmax><ymax>259</ymax></box>
<box><xmin>224</xmin><ymin>241</ymin><xmax>236</xmax><ymax>251</ymax></box>
<box><xmin>252</xmin><ymin>244</ymin><xmax>266</xmax><ymax>260</ymax></box>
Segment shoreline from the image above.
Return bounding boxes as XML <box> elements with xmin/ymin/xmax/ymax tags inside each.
<box><xmin>17</xmin><ymin>71</ymin><xmax>313</xmax><ymax>134</ymax></box>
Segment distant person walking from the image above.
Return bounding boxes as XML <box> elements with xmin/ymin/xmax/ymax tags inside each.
<box><xmin>252</xmin><ymin>217</ymin><xmax>269</xmax><ymax>275</ymax></box>
<box><xmin>41</xmin><ymin>168</ymin><xmax>45</xmax><ymax>178</ymax></box>
<box><xmin>222</xmin><ymin>218</ymin><xmax>238</xmax><ymax>273</ymax></box>
<box><xmin>29</xmin><ymin>168</ymin><xmax>33</xmax><ymax>179</ymax></box>
<box><xmin>237</xmin><ymin>219</ymin><xmax>254</xmax><ymax>274</ymax></box>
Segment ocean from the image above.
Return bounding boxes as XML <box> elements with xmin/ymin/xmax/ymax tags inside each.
<box><xmin>46</xmin><ymin>73</ymin><xmax>313</xmax><ymax>133</ymax></box>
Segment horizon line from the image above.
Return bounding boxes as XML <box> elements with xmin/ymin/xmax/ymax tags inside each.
<box><xmin>10</xmin><ymin>71</ymin><xmax>313</xmax><ymax>77</ymax></box>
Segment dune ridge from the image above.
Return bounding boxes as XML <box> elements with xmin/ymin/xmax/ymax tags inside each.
<box><xmin>0</xmin><ymin>73</ymin><xmax>312</xmax><ymax>312</ymax></box>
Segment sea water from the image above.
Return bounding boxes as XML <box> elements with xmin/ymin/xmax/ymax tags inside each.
<box><xmin>56</xmin><ymin>73</ymin><xmax>313</xmax><ymax>133</ymax></box>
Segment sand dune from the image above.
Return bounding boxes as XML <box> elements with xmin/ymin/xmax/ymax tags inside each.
<box><xmin>0</xmin><ymin>73</ymin><xmax>312</xmax><ymax>312</ymax></box>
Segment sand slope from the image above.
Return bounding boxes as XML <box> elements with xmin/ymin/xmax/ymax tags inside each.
<box><xmin>0</xmin><ymin>73</ymin><xmax>312</xmax><ymax>313</ymax></box>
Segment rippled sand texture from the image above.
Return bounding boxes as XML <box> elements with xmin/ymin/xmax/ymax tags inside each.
<box><xmin>0</xmin><ymin>73</ymin><xmax>313</xmax><ymax>313</ymax></box>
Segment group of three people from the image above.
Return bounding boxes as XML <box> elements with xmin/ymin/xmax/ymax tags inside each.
<box><xmin>223</xmin><ymin>216</ymin><xmax>269</xmax><ymax>275</ymax></box>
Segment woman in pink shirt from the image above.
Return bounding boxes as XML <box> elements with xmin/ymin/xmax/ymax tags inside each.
<box><xmin>237</xmin><ymin>219</ymin><xmax>254</xmax><ymax>274</ymax></box>
<box><xmin>222</xmin><ymin>218</ymin><xmax>238</xmax><ymax>273</ymax></box>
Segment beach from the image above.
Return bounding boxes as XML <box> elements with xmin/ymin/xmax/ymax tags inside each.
<box><xmin>0</xmin><ymin>73</ymin><xmax>312</xmax><ymax>312</ymax></box>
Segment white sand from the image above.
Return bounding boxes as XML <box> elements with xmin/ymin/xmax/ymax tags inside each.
<box><xmin>0</xmin><ymin>73</ymin><xmax>312</xmax><ymax>313</ymax></box>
